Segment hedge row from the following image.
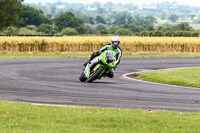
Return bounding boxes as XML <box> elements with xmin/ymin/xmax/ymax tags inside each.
<box><xmin>139</xmin><ymin>31</ymin><xmax>200</xmax><ymax>37</ymax></box>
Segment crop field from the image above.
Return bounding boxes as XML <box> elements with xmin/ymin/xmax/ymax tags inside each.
<box><xmin>1</xmin><ymin>36</ymin><xmax>200</xmax><ymax>54</ymax></box>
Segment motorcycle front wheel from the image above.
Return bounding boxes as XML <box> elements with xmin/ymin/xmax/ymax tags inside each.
<box><xmin>79</xmin><ymin>72</ymin><xmax>87</xmax><ymax>82</ymax></box>
<box><xmin>86</xmin><ymin>66</ymin><xmax>104</xmax><ymax>83</ymax></box>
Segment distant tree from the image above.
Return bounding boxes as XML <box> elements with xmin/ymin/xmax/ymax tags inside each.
<box><xmin>168</xmin><ymin>14</ymin><xmax>179</xmax><ymax>22</ymax></box>
<box><xmin>132</xmin><ymin>15</ymin><xmax>144</xmax><ymax>25</ymax></box>
<box><xmin>19</xmin><ymin>5</ymin><xmax>51</xmax><ymax>27</ymax></box>
<box><xmin>54</xmin><ymin>12</ymin><xmax>86</xmax><ymax>33</ymax></box>
<box><xmin>96</xmin><ymin>7</ymin><xmax>106</xmax><ymax>14</ymax></box>
<box><xmin>18</xmin><ymin>27</ymin><xmax>42</xmax><ymax>35</ymax></box>
<box><xmin>85</xmin><ymin>24</ymin><xmax>95</xmax><ymax>34</ymax></box>
<box><xmin>82</xmin><ymin>15</ymin><xmax>90</xmax><ymax>24</ymax></box>
<box><xmin>94</xmin><ymin>24</ymin><xmax>107</xmax><ymax>31</ymax></box>
<box><xmin>144</xmin><ymin>15</ymin><xmax>157</xmax><ymax>26</ymax></box>
<box><xmin>115</xmin><ymin>28</ymin><xmax>132</xmax><ymax>36</ymax></box>
<box><xmin>95</xmin><ymin>16</ymin><xmax>106</xmax><ymax>24</ymax></box>
<box><xmin>113</xmin><ymin>15</ymin><xmax>133</xmax><ymax>26</ymax></box>
<box><xmin>154</xmin><ymin>31</ymin><xmax>164</xmax><ymax>36</ymax></box>
<box><xmin>0</xmin><ymin>0</ymin><xmax>24</xmax><ymax>31</ymax></box>
<box><xmin>100</xmin><ymin>30</ymin><xmax>108</xmax><ymax>35</ymax></box>
<box><xmin>142</xmin><ymin>25</ymin><xmax>155</xmax><ymax>31</ymax></box>
<box><xmin>123</xmin><ymin>24</ymin><xmax>138</xmax><ymax>32</ymax></box>
<box><xmin>89</xmin><ymin>17</ymin><xmax>95</xmax><ymax>24</ymax></box>
<box><xmin>157</xmin><ymin>23</ymin><xmax>193</xmax><ymax>31</ymax></box>
<box><xmin>140</xmin><ymin>31</ymin><xmax>149</xmax><ymax>36</ymax></box>
<box><xmin>132</xmin><ymin>15</ymin><xmax>157</xmax><ymax>26</ymax></box>
<box><xmin>2</xmin><ymin>26</ymin><xmax>19</xmax><ymax>35</ymax></box>
<box><xmin>191</xmin><ymin>32</ymin><xmax>199</xmax><ymax>37</ymax></box>
<box><xmin>37</xmin><ymin>24</ymin><xmax>58</xmax><ymax>34</ymax></box>
<box><xmin>165</xmin><ymin>31</ymin><xmax>174</xmax><ymax>36</ymax></box>
<box><xmin>61</xmin><ymin>28</ymin><xmax>78</xmax><ymax>36</ymax></box>
<box><xmin>123</xmin><ymin>24</ymin><xmax>154</xmax><ymax>33</ymax></box>
<box><xmin>26</xmin><ymin>25</ymin><xmax>37</xmax><ymax>31</ymax></box>
<box><xmin>174</xmin><ymin>23</ymin><xmax>193</xmax><ymax>31</ymax></box>
<box><xmin>76</xmin><ymin>25</ymin><xmax>88</xmax><ymax>34</ymax></box>
<box><xmin>109</xmin><ymin>26</ymin><xmax>121</xmax><ymax>34</ymax></box>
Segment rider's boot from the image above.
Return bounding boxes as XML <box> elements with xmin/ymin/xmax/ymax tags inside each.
<box><xmin>105</xmin><ymin>69</ymin><xmax>114</xmax><ymax>78</ymax></box>
<box><xmin>88</xmin><ymin>59</ymin><xmax>97</xmax><ymax>72</ymax></box>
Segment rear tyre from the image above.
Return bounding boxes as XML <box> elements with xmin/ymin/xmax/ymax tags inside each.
<box><xmin>79</xmin><ymin>72</ymin><xmax>87</xmax><ymax>82</ymax></box>
<box><xmin>87</xmin><ymin>66</ymin><xmax>104</xmax><ymax>83</ymax></box>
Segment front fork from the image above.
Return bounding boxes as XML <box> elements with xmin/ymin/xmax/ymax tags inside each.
<box><xmin>84</xmin><ymin>57</ymin><xmax>99</xmax><ymax>78</ymax></box>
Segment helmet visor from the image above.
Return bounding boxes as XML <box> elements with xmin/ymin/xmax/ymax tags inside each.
<box><xmin>112</xmin><ymin>41</ymin><xmax>119</xmax><ymax>46</ymax></box>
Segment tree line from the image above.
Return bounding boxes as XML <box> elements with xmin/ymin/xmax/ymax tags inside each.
<box><xmin>0</xmin><ymin>0</ymin><xmax>200</xmax><ymax>36</ymax></box>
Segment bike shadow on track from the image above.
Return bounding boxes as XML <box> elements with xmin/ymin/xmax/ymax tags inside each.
<box><xmin>75</xmin><ymin>80</ymin><xmax>116</xmax><ymax>84</ymax></box>
<box><xmin>89</xmin><ymin>81</ymin><xmax>115</xmax><ymax>84</ymax></box>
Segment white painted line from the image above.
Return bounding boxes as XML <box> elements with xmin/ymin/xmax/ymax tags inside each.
<box><xmin>123</xmin><ymin>67</ymin><xmax>200</xmax><ymax>90</ymax></box>
<box><xmin>31</xmin><ymin>103</ymin><xmax>85</xmax><ymax>108</ymax></box>
<box><xmin>30</xmin><ymin>103</ymin><xmax>186</xmax><ymax>113</ymax></box>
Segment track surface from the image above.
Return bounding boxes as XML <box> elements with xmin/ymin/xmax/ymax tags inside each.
<box><xmin>0</xmin><ymin>57</ymin><xmax>200</xmax><ymax>112</ymax></box>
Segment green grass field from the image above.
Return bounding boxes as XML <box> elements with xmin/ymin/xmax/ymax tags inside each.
<box><xmin>138</xmin><ymin>67</ymin><xmax>200</xmax><ymax>88</ymax></box>
<box><xmin>0</xmin><ymin>101</ymin><xmax>200</xmax><ymax>132</ymax></box>
<box><xmin>1</xmin><ymin>52</ymin><xmax>200</xmax><ymax>58</ymax></box>
<box><xmin>0</xmin><ymin>53</ymin><xmax>91</xmax><ymax>58</ymax></box>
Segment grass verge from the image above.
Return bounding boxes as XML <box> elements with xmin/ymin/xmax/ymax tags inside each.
<box><xmin>0</xmin><ymin>101</ymin><xmax>200</xmax><ymax>132</ymax></box>
<box><xmin>1</xmin><ymin>52</ymin><xmax>200</xmax><ymax>58</ymax></box>
<box><xmin>0</xmin><ymin>53</ymin><xmax>91</xmax><ymax>58</ymax></box>
<box><xmin>138</xmin><ymin>67</ymin><xmax>200</xmax><ymax>88</ymax></box>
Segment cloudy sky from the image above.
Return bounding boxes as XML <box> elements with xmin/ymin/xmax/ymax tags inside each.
<box><xmin>24</xmin><ymin>0</ymin><xmax>200</xmax><ymax>7</ymax></box>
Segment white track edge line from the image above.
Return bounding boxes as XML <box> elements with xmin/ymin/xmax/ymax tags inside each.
<box><xmin>122</xmin><ymin>66</ymin><xmax>200</xmax><ymax>90</ymax></box>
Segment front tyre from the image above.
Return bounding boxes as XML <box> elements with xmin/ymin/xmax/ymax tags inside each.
<box><xmin>86</xmin><ymin>66</ymin><xmax>104</xmax><ymax>83</ymax></box>
<box><xmin>79</xmin><ymin>72</ymin><xmax>87</xmax><ymax>82</ymax></box>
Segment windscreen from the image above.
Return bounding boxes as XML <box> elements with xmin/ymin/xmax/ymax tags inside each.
<box><xmin>106</xmin><ymin>50</ymin><xmax>116</xmax><ymax>62</ymax></box>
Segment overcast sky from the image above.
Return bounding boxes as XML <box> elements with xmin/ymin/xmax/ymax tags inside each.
<box><xmin>24</xmin><ymin>0</ymin><xmax>200</xmax><ymax>7</ymax></box>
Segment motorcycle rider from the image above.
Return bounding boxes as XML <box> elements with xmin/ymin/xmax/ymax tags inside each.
<box><xmin>84</xmin><ymin>36</ymin><xmax>122</xmax><ymax>78</ymax></box>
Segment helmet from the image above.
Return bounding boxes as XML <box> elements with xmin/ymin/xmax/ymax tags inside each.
<box><xmin>111</xmin><ymin>36</ymin><xmax>120</xmax><ymax>49</ymax></box>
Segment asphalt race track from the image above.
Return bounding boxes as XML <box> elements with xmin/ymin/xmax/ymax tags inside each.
<box><xmin>0</xmin><ymin>57</ymin><xmax>200</xmax><ymax>112</ymax></box>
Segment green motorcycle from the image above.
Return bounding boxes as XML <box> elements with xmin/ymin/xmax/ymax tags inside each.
<box><xmin>79</xmin><ymin>50</ymin><xmax>117</xmax><ymax>83</ymax></box>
